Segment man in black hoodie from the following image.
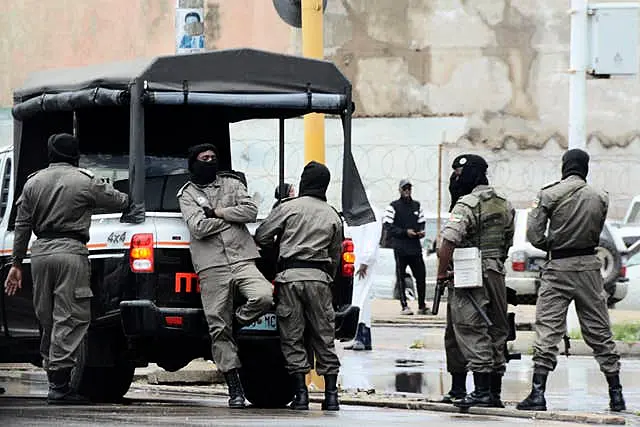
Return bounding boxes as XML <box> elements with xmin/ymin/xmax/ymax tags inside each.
<box><xmin>255</xmin><ymin>161</ymin><xmax>343</xmax><ymax>411</ymax></box>
<box><xmin>517</xmin><ymin>149</ymin><xmax>625</xmax><ymax>412</ymax></box>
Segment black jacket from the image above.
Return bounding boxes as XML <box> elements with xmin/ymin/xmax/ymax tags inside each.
<box><xmin>383</xmin><ymin>197</ymin><xmax>425</xmax><ymax>256</ymax></box>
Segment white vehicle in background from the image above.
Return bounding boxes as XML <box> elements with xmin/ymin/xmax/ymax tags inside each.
<box><xmin>614</xmin><ymin>240</ymin><xmax>640</xmax><ymax>310</ymax></box>
<box><xmin>611</xmin><ymin>195</ymin><xmax>640</xmax><ymax>248</ymax></box>
<box><xmin>506</xmin><ymin>209</ymin><xmax>629</xmax><ymax>306</ymax></box>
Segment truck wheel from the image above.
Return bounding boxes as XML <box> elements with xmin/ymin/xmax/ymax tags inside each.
<box><xmin>70</xmin><ymin>334</ymin><xmax>135</xmax><ymax>403</ymax></box>
<box><xmin>237</xmin><ymin>335</ymin><xmax>294</xmax><ymax>408</ymax></box>
<box><xmin>596</xmin><ymin>238</ymin><xmax>620</xmax><ymax>298</ymax></box>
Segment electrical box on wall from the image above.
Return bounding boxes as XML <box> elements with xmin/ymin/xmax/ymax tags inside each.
<box><xmin>588</xmin><ymin>3</ymin><xmax>640</xmax><ymax>76</ymax></box>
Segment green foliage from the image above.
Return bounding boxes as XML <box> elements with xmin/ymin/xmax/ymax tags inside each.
<box><xmin>611</xmin><ymin>322</ymin><xmax>640</xmax><ymax>343</ymax></box>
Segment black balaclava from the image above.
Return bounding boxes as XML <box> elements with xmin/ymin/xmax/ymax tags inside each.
<box><xmin>561</xmin><ymin>148</ymin><xmax>589</xmax><ymax>180</ymax></box>
<box><xmin>449</xmin><ymin>154</ymin><xmax>489</xmax><ymax>210</ymax></box>
<box><xmin>299</xmin><ymin>161</ymin><xmax>330</xmax><ymax>201</ymax></box>
<box><xmin>48</xmin><ymin>133</ymin><xmax>80</xmax><ymax>166</ymax></box>
<box><xmin>188</xmin><ymin>143</ymin><xmax>218</xmax><ymax>186</ymax></box>
<box><xmin>274</xmin><ymin>183</ymin><xmax>293</xmax><ymax>200</ymax></box>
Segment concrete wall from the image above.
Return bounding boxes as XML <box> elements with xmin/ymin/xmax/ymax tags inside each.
<box><xmin>318</xmin><ymin>1</ymin><xmax>640</xmax><ymax>149</ymax></box>
<box><xmin>0</xmin><ymin>0</ymin><xmax>290</xmax><ymax>106</ymax></box>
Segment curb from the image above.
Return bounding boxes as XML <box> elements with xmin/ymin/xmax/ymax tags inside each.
<box><xmin>306</xmin><ymin>395</ymin><xmax>627</xmax><ymax>425</ymax></box>
<box><xmin>128</xmin><ymin>383</ymin><xmax>626</xmax><ymax>425</ymax></box>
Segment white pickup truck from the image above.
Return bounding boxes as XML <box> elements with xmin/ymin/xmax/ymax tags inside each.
<box><xmin>0</xmin><ymin>49</ymin><xmax>371</xmax><ymax>407</ymax></box>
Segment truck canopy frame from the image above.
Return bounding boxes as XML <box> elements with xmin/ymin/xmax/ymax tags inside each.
<box><xmin>11</xmin><ymin>48</ymin><xmax>374</xmax><ymax>227</ymax></box>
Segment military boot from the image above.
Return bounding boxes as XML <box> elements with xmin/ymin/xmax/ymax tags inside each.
<box><xmin>516</xmin><ymin>372</ymin><xmax>547</xmax><ymax>411</ymax></box>
<box><xmin>224</xmin><ymin>369</ymin><xmax>246</xmax><ymax>408</ymax></box>
<box><xmin>322</xmin><ymin>374</ymin><xmax>340</xmax><ymax>411</ymax></box>
<box><xmin>490</xmin><ymin>373</ymin><xmax>505</xmax><ymax>408</ymax></box>
<box><xmin>440</xmin><ymin>372</ymin><xmax>467</xmax><ymax>404</ymax></box>
<box><xmin>454</xmin><ymin>372</ymin><xmax>492</xmax><ymax>408</ymax></box>
<box><xmin>606</xmin><ymin>374</ymin><xmax>626</xmax><ymax>412</ymax></box>
<box><xmin>289</xmin><ymin>373</ymin><xmax>309</xmax><ymax>410</ymax></box>
<box><xmin>47</xmin><ymin>368</ymin><xmax>90</xmax><ymax>405</ymax></box>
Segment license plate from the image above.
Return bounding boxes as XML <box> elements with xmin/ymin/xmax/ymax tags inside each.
<box><xmin>527</xmin><ymin>258</ymin><xmax>546</xmax><ymax>272</ymax></box>
<box><xmin>241</xmin><ymin>313</ymin><xmax>277</xmax><ymax>332</ymax></box>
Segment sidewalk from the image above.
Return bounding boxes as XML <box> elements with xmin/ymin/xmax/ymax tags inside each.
<box><xmin>370</xmin><ymin>298</ymin><xmax>640</xmax><ymax>357</ymax></box>
<box><xmin>370</xmin><ymin>298</ymin><xmax>640</xmax><ymax>326</ymax></box>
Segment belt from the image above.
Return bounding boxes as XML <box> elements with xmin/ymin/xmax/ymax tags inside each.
<box><xmin>36</xmin><ymin>231</ymin><xmax>89</xmax><ymax>244</ymax></box>
<box><xmin>279</xmin><ymin>259</ymin><xmax>331</xmax><ymax>274</ymax></box>
<box><xmin>549</xmin><ymin>247</ymin><xmax>596</xmax><ymax>260</ymax></box>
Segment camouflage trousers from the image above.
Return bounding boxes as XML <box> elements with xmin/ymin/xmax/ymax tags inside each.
<box><xmin>532</xmin><ymin>268</ymin><xmax>620</xmax><ymax>375</ymax></box>
<box><xmin>276</xmin><ymin>280</ymin><xmax>340</xmax><ymax>376</ymax></box>
<box><xmin>444</xmin><ymin>292</ymin><xmax>467</xmax><ymax>374</ymax></box>
<box><xmin>199</xmin><ymin>261</ymin><xmax>273</xmax><ymax>373</ymax></box>
<box><xmin>450</xmin><ymin>269</ymin><xmax>509</xmax><ymax>374</ymax></box>
<box><xmin>32</xmin><ymin>253</ymin><xmax>92</xmax><ymax>371</ymax></box>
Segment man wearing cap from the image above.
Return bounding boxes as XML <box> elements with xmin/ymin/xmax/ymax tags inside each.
<box><xmin>4</xmin><ymin>133</ymin><xmax>129</xmax><ymax>404</ymax></box>
<box><xmin>255</xmin><ymin>161</ymin><xmax>343</xmax><ymax>411</ymax></box>
<box><xmin>177</xmin><ymin>143</ymin><xmax>273</xmax><ymax>408</ymax></box>
<box><xmin>383</xmin><ymin>179</ymin><xmax>428</xmax><ymax>315</ymax></box>
<box><xmin>436</xmin><ymin>154</ymin><xmax>514</xmax><ymax>408</ymax></box>
<box><xmin>517</xmin><ymin>149</ymin><xmax>625</xmax><ymax>412</ymax></box>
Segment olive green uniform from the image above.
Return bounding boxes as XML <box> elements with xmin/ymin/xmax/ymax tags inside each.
<box><xmin>178</xmin><ymin>176</ymin><xmax>273</xmax><ymax>373</ymax></box>
<box><xmin>440</xmin><ymin>185</ymin><xmax>515</xmax><ymax>374</ymax></box>
<box><xmin>527</xmin><ymin>175</ymin><xmax>620</xmax><ymax>375</ymax></box>
<box><xmin>255</xmin><ymin>196</ymin><xmax>343</xmax><ymax>376</ymax></box>
<box><xmin>13</xmin><ymin>163</ymin><xmax>129</xmax><ymax>371</ymax></box>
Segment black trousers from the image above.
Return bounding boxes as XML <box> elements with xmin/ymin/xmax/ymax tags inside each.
<box><xmin>394</xmin><ymin>251</ymin><xmax>426</xmax><ymax>309</ymax></box>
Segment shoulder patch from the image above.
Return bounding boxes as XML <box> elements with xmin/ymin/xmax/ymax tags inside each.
<box><xmin>26</xmin><ymin>170</ymin><xmax>41</xmax><ymax>181</ymax></box>
<box><xmin>177</xmin><ymin>181</ymin><xmax>192</xmax><ymax>198</ymax></box>
<box><xmin>541</xmin><ymin>180</ymin><xmax>560</xmax><ymax>190</ymax></box>
<box><xmin>448</xmin><ymin>212</ymin><xmax>463</xmax><ymax>223</ymax></box>
<box><xmin>457</xmin><ymin>193</ymin><xmax>479</xmax><ymax>208</ymax></box>
<box><xmin>77</xmin><ymin>168</ymin><xmax>95</xmax><ymax>179</ymax></box>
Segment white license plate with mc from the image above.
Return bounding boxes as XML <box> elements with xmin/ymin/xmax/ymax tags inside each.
<box><xmin>242</xmin><ymin>313</ymin><xmax>277</xmax><ymax>331</ymax></box>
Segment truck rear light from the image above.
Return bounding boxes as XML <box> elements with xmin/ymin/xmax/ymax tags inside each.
<box><xmin>620</xmin><ymin>264</ymin><xmax>627</xmax><ymax>279</ymax></box>
<box><xmin>341</xmin><ymin>238</ymin><xmax>355</xmax><ymax>277</ymax></box>
<box><xmin>165</xmin><ymin>316</ymin><xmax>183</xmax><ymax>327</ymax></box>
<box><xmin>511</xmin><ymin>251</ymin><xmax>526</xmax><ymax>272</ymax></box>
<box><xmin>130</xmin><ymin>233</ymin><xmax>154</xmax><ymax>273</ymax></box>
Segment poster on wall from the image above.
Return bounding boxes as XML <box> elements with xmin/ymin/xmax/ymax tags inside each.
<box><xmin>175</xmin><ymin>0</ymin><xmax>205</xmax><ymax>54</ymax></box>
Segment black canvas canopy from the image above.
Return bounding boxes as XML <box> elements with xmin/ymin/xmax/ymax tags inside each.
<box><xmin>11</xmin><ymin>48</ymin><xmax>374</xmax><ymax>226</ymax></box>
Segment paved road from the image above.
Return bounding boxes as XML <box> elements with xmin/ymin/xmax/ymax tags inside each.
<box><xmin>0</xmin><ymin>385</ymin><xmax>609</xmax><ymax>427</ymax></box>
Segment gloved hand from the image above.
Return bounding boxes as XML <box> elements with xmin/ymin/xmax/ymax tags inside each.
<box><xmin>203</xmin><ymin>207</ymin><xmax>218</xmax><ymax>218</ymax></box>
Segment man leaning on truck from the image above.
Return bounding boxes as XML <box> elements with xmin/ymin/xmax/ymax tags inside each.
<box><xmin>4</xmin><ymin>133</ymin><xmax>129</xmax><ymax>404</ymax></box>
<box><xmin>177</xmin><ymin>143</ymin><xmax>273</xmax><ymax>409</ymax></box>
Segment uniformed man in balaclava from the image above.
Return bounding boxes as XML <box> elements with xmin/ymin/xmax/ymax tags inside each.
<box><xmin>255</xmin><ymin>161</ymin><xmax>343</xmax><ymax>411</ymax></box>
<box><xmin>437</xmin><ymin>153</ymin><xmax>515</xmax><ymax>409</ymax></box>
<box><xmin>517</xmin><ymin>149</ymin><xmax>626</xmax><ymax>412</ymax></box>
<box><xmin>177</xmin><ymin>143</ymin><xmax>273</xmax><ymax>409</ymax></box>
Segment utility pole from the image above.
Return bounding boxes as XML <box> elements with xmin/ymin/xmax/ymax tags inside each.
<box><xmin>568</xmin><ymin>0</ymin><xmax>588</xmax><ymax>150</ymax></box>
<box><xmin>301</xmin><ymin>0</ymin><xmax>325</xmax><ymax>164</ymax></box>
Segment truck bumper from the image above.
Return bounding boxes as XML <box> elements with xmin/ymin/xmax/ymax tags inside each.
<box><xmin>120</xmin><ymin>299</ymin><xmax>360</xmax><ymax>341</ymax></box>
<box><xmin>120</xmin><ymin>300</ymin><xmax>208</xmax><ymax>338</ymax></box>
